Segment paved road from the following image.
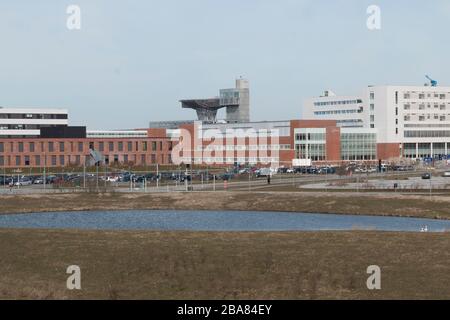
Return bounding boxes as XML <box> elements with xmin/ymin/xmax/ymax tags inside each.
<box><xmin>304</xmin><ymin>176</ymin><xmax>450</xmax><ymax>190</ymax></box>
<box><xmin>1</xmin><ymin>170</ymin><xmax>444</xmax><ymax>194</ymax></box>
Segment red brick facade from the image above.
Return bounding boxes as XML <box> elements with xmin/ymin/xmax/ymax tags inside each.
<box><xmin>377</xmin><ymin>143</ymin><xmax>401</xmax><ymax>160</ymax></box>
<box><xmin>0</xmin><ymin>120</ymin><xmax>404</xmax><ymax>168</ymax></box>
<box><xmin>0</xmin><ymin>137</ymin><xmax>173</xmax><ymax>168</ymax></box>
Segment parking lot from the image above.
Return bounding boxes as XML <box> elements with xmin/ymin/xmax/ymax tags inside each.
<box><xmin>1</xmin><ymin>162</ymin><xmax>449</xmax><ymax>194</ymax></box>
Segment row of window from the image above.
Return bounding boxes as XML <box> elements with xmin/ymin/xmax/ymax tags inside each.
<box><xmin>404</xmin><ymin>104</ymin><xmax>448</xmax><ymax>110</ymax></box>
<box><xmin>341</xmin><ymin>154</ymin><xmax>377</xmax><ymax>161</ymax></box>
<box><xmin>294</xmin><ymin>134</ymin><xmax>377</xmax><ymax>161</ymax></box>
<box><xmin>403</xmin><ymin>93</ymin><xmax>448</xmax><ymax>100</ymax></box>
<box><xmin>341</xmin><ymin>131</ymin><xmax>377</xmax><ymax>160</ymax></box>
<box><xmin>0</xmin><ymin>140</ymin><xmax>172</xmax><ymax>153</ymax></box>
<box><xmin>0</xmin><ymin>124</ymin><xmax>54</xmax><ymax>130</ymax></box>
<box><xmin>404</xmin><ymin>123</ymin><xmax>450</xmax><ymax>128</ymax></box>
<box><xmin>314</xmin><ymin>108</ymin><xmax>363</xmax><ymax>116</ymax></box>
<box><xmin>313</xmin><ymin>99</ymin><xmax>362</xmax><ymax>107</ymax></box>
<box><xmin>0</xmin><ymin>154</ymin><xmax>172</xmax><ymax>167</ymax></box>
<box><xmin>295</xmin><ymin>143</ymin><xmax>326</xmax><ymax>161</ymax></box>
<box><xmin>415</xmin><ymin>115</ymin><xmax>447</xmax><ymax>122</ymax></box>
<box><xmin>404</xmin><ymin>142</ymin><xmax>450</xmax><ymax>149</ymax></box>
<box><xmin>295</xmin><ymin>133</ymin><xmax>326</xmax><ymax>141</ymax></box>
<box><xmin>200</xmin><ymin>144</ymin><xmax>291</xmax><ymax>151</ymax></box>
<box><xmin>0</xmin><ymin>114</ymin><xmax>68</xmax><ymax>119</ymax></box>
<box><xmin>403</xmin><ymin>143</ymin><xmax>450</xmax><ymax>158</ymax></box>
<box><xmin>404</xmin><ymin>130</ymin><xmax>450</xmax><ymax>138</ymax></box>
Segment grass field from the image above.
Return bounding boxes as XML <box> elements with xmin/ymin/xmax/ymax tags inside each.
<box><xmin>0</xmin><ymin>191</ymin><xmax>449</xmax><ymax>300</ymax></box>
<box><xmin>0</xmin><ymin>229</ymin><xmax>448</xmax><ymax>299</ymax></box>
<box><xmin>1</xmin><ymin>191</ymin><xmax>450</xmax><ymax>220</ymax></box>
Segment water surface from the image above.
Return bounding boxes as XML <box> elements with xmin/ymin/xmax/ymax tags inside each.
<box><xmin>0</xmin><ymin>210</ymin><xmax>449</xmax><ymax>232</ymax></box>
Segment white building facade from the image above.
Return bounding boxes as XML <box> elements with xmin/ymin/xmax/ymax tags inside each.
<box><xmin>366</xmin><ymin>85</ymin><xmax>450</xmax><ymax>159</ymax></box>
<box><xmin>0</xmin><ymin>108</ymin><xmax>68</xmax><ymax>138</ymax></box>
<box><xmin>303</xmin><ymin>91</ymin><xmax>365</xmax><ymax>128</ymax></box>
<box><xmin>304</xmin><ymin>84</ymin><xmax>450</xmax><ymax>160</ymax></box>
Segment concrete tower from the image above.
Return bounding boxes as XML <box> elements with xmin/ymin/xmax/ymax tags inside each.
<box><xmin>221</xmin><ymin>78</ymin><xmax>250</xmax><ymax>123</ymax></box>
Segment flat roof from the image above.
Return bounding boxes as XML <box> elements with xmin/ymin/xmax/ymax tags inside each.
<box><xmin>0</xmin><ymin>108</ymin><xmax>68</xmax><ymax>114</ymax></box>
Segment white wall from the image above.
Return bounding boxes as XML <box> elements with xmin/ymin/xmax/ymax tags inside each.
<box><xmin>303</xmin><ymin>94</ymin><xmax>365</xmax><ymax>128</ymax></box>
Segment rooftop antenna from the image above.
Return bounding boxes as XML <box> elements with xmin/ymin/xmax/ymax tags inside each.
<box><xmin>425</xmin><ymin>75</ymin><xmax>438</xmax><ymax>87</ymax></box>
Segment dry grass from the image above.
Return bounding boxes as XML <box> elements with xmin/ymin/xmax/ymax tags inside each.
<box><xmin>1</xmin><ymin>191</ymin><xmax>449</xmax><ymax>300</ymax></box>
<box><xmin>1</xmin><ymin>191</ymin><xmax>450</xmax><ymax>220</ymax></box>
<box><xmin>0</xmin><ymin>229</ymin><xmax>448</xmax><ymax>300</ymax></box>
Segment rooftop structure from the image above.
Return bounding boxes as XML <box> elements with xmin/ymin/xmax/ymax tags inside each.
<box><xmin>180</xmin><ymin>98</ymin><xmax>222</xmax><ymax>122</ymax></box>
<box><xmin>179</xmin><ymin>78</ymin><xmax>250</xmax><ymax>123</ymax></box>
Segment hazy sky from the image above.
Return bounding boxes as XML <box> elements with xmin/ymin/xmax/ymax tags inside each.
<box><xmin>1</xmin><ymin>1</ymin><xmax>450</xmax><ymax>129</ymax></box>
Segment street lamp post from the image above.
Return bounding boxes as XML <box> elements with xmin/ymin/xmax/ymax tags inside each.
<box><xmin>156</xmin><ymin>163</ymin><xmax>159</xmax><ymax>189</ymax></box>
<box><xmin>83</xmin><ymin>156</ymin><xmax>86</xmax><ymax>189</ymax></box>
<box><xmin>43</xmin><ymin>153</ymin><xmax>47</xmax><ymax>190</ymax></box>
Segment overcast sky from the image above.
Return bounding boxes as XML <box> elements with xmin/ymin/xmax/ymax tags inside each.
<box><xmin>1</xmin><ymin>1</ymin><xmax>450</xmax><ymax>129</ymax></box>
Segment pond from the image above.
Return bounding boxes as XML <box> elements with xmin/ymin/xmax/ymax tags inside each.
<box><xmin>0</xmin><ymin>210</ymin><xmax>449</xmax><ymax>232</ymax></box>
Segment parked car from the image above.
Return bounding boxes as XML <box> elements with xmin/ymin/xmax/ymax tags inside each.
<box><xmin>442</xmin><ymin>171</ymin><xmax>450</xmax><ymax>178</ymax></box>
<box><xmin>45</xmin><ymin>175</ymin><xmax>57</xmax><ymax>184</ymax></box>
<box><xmin>219</xmin><ymin>173</ymin><xmax>233</xmax><ymax>181</ymax></box>
<box><xmin>421</xmin><ymin>173</ymin><xmax>431</xmax><ymax>180</ymax></box>
<box><xmin>33</xmin><ymin>176</ymin><xmax>45</xmax><ymax>184</ymax></box>
<box><xmin>277</xmin><ymin>167</ymin><xmax>288</xmax><ymax>174</ymax></box>
<box><xmin>106</xmin><ymin>176</ymin><xmax>119</xmax><ymax>182</ymax></box>
<box><xmin>14</xmin><ymin>178</ymin><xmax>33</xmax><ymax>186</ymax></box>
<box><xmin>0</xmin><ymin>176</ymin><xmax>13</xmax><ymax>185</ymax></box>
<box><xmin>238</xmin><ymin>168</ymin><xmax>250</xmax><ymax>174</ymax></box>
<box><xmin>256</xmin><ymin>168</ymin><xmax>271</xmax><ymax>178</ymax></box>
<box><xmin>119</xmin><ymin>173</ymin><xmax>132</xmax><ymax>182</ymax></box>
